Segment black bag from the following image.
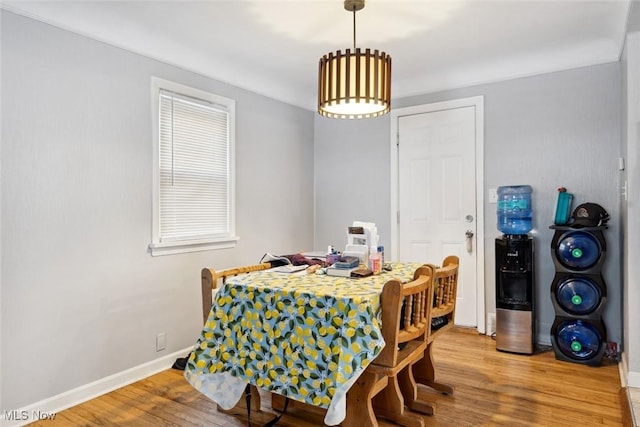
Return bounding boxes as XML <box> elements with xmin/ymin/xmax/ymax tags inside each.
<box><xmin>171</xmin><ymin>352</ymin><xmax>191</xmax><ymax>370</ymax></box>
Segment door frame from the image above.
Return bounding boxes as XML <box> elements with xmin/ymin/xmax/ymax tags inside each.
<box><xmin>390</xmin><ymin>96</ymin><xmax>486</xmax><ymax>334</ymax></box>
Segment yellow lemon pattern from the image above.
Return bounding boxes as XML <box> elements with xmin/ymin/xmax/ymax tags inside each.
<box><xmin>185</xmin><ymin>262</ymin><xmax>420</xmax><ymax>409</ymax></box>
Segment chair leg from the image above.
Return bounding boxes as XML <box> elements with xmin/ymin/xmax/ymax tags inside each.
<box><xmin>344</xmin><ymin>371</ymin><xmax>388</xmax><ymax>427</ymax></box>
<box><xmin>412</xmin><ymin>342</ymin><xmax>455</xmax><ymax>395</ymax></box>
<box><xmin>398</xmin><ymin>363</ymin><xmax>435</xmax><ymax>416</ymax></box>
<box><xmin>372</xmin><ymin>376</ymin><xmax>425</xmax><ymax>427</ymax></box>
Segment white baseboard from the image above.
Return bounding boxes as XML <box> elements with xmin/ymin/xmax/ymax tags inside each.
<box><xmin>1</xmin><ymin>347</ymin><xmax>193</xmax><ymax>427</ymax></box>
<box><xmin>620</xmin><ymin>354</ymin><xmax>639</xmax><ymax>427</ymax></box>
<box><xmin>620</xmin><ymin>351</ymin><xmax>640</xmax><ymax>388</ymax></box>
<box><xmin>628</xmin><ymin>369</ymin><xmax>640</xmax><ymax>388</ymax></box>
<box><xmin>619</xmin><ymin>351</ymin><xmax>629</xmax><ymax>387</ymax></box>
<box><xmin>626</xmin><ymin>387</ymin><xmax>639</xmax><ymax>427</ymax></box>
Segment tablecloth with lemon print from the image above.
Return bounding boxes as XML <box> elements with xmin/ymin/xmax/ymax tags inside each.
<box><xmin>184</xmin><ymin>262</ymin><xmax>422</xmax><ymax>425</ymax></box>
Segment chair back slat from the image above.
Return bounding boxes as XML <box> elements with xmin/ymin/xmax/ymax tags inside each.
<box><xmin>375</xmin><ymin>265</ymin><xmax>435</xmax><ymax>368</ymax></box>
<box><xmin>432</xmin><ymin>264</ymin><xmax>458</xmax><ymax>312</ymax></box>
<box><xmin>427</xmin><ymin>256</ymin><xmax>459</xmax><ymax>340</ymax></box>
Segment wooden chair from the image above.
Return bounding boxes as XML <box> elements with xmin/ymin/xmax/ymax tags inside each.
<box><xmin>201</xmin><ymin>262</ymin><xmax>271</xmax><ymax>325</ymax></box>
<box><xmin>200</xmin><ymin>262</ymin><xmax>271</xmax><ymax>417</ymax></box>
<box><xmin>343</xmin><ymin>264</ymin><xmax>435</xmax><ymax>427</ymax></box>
<box><xmin>409</xmin><ymin>255</ymin><xmax>460</xmax><ymax>415</ymax></box>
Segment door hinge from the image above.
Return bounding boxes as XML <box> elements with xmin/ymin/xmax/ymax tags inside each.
<box><xmin>397</xmin><ymin>211</ymin><xmax>400</xmax><ymax>224</ymax></box>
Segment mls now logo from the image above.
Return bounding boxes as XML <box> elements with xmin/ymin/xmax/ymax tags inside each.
<box><xmin>4</xmin><ymin>410</ymin><xmax>56</xmax><ymax>421</ymax></box>
<box><xmin>3</xmin><ymin>411</ymin><xmax>28</xmax><ymax>421</ymax></box>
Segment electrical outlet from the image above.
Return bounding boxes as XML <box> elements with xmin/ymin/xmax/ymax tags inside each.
<box><xmin>489</xmin><ymin>188</ymin><xmax>498</xmax><ymax>204</ymax></box>
<box><xmin>156</xmin><ymin>332</ymin><xmax>166</xmax><ymax>352</ymax></box>
<box><xmin>488</xmin><ymin>312</ymin><xmax>496</xmax><ymax>335</ymax></box>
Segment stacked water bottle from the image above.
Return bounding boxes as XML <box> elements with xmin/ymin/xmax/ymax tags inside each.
<box><xmin>549</xmin><ymin>190</ymin><xmax>610</xmax><ymax>365</ymax></box>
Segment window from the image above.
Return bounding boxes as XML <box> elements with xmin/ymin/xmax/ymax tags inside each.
<box><xmin>150</xmin><ymin>77</ymin><xmax>237</xmax><ymax>256</ymax></box>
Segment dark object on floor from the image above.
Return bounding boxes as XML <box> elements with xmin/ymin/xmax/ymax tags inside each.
<box><xmin>171</xmin><ymin>352</ymin><xmax>192</xmax><ymax>370</ymax></box>
<box><xmin>431</xmin><ymin>315</ymin><xmax>448</xmax><ymax>331</ymax></box>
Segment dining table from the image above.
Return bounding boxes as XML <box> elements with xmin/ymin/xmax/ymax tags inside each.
<box><xmin>184</xmin><ymin>261</ymin><xmax>424</xmax><ymax>426</ymax></box>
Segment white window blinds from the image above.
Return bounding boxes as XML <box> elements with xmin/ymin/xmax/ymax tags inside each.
<box><xmin>150</xmin><ymin>78</ymin><xmax>237</xmax><ymax>255</ymax></box>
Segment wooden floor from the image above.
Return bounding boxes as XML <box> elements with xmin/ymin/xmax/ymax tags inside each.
<box><xmin>31</xmin><ymin>328</ymin><xmax>627</xmax><ymax>426</ymax></box>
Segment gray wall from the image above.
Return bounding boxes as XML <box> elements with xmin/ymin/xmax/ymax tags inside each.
<box><xmin>629</xmin><ymin>1</ymin><xmax>640</xmax><ymax>33</ymax></box>
<box><xmin>625</xmin><ymin>1</ymin><xmax>640</xmax><ymax>386</ymax></box>
<box><xmin>314</xmin><ymin>116</ymin><xmax>392</xmax><ymax>251</ymax></box>
<box><xmin>622</xmin><ymin>28</ymin><xmax>640</xmax><ymax>385</ymax></box>
<box><xmin>314</xmin><ymin>63</ymin><xmax>622</xmax><ymax>346</ymax></box>
<box><xmin>1</xmin><ymin>11</ymin><xmax>314</xmax><ymax>410</ymax></box>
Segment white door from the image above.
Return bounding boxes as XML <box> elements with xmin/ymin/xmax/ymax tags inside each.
<box><xmin>393</xmin><ymin>100</ymin><xmax>482</xmax><ymax>328</ymax></box>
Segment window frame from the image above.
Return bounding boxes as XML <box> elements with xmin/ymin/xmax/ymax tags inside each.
<box><xmin>149</xmin><ymin>77</ymin><xmax>238</xmax><ymax>256</ymax></box>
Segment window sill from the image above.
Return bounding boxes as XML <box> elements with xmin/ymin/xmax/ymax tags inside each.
<box><xmin>149</xmin><ymin>236</ymin><xmax>239</xmax><ymax>256</ymax></box>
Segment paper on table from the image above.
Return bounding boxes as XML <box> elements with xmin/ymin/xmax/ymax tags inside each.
<box><xmin>271</xmin><ymin>264</ymin><xmax>308</xmax><ymax>273</ymax></box>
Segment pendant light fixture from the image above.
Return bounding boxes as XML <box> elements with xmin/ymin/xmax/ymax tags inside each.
<box><xmin>317</xmin><ymin>0</ymin><xmax>392</xmax><ymax>119</ymax></box>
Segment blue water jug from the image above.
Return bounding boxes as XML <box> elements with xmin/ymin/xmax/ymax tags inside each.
<box><xmin>555</xmin><ymin>231</ymin><xmax>601</xmax><ymax>270</ymax></box>
<box><xmin>556</xmin><ymin>277</ymin><xmax>602</xmax><ymax>315</ymax></box>
<box><xmin>555</xmin><ymin>319</ymin><xmax>603</xmax><ymax>361</ymax></box>
<box><xmin>497</xmin><ymin>185</ymin><xmax>532</xmax><ymax>235</ymax></box>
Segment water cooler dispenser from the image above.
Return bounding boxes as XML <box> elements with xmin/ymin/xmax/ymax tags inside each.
<box><xmin>495</xmin><ymin>185</ymin><xmax>535</xmax><ymax>354</ymax></box>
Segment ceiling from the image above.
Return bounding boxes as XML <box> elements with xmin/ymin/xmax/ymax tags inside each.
<box><xmin>2</xmin><ymin>1</ymin><xmax>634</xmax><ymax>111</ymax></box>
